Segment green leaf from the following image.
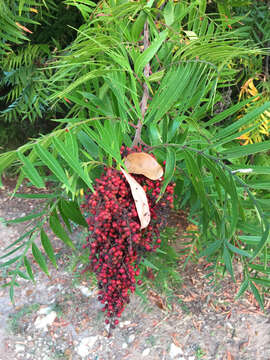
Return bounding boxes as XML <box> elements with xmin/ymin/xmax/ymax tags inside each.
<box><xmin>249</xmin><ymin>264</ymin><xmax>270</xmax><ymax>274</ymax></box>
<box><xmin>13</xmin><ymin>193</ymin><xmax>58</xmax><ymax>199</ymax></box>
<box><xmin>77</xmin><ymin>131</ymin><xmax>99</xmax><ymax>159</ymax></box>
<box><xmin>17</xmin><ymin>151</ymin><xmax>45</xmax><ymax>188</ymax></box>
<box><xmin>202</xmin><ymin>156</ymin><xmax>232</xmax><ymax>195</ymax></box>
<box><xmin>6</xmin><ymin>211</ymin><xmax>45</xmax><ymax>224</ymax></box>
<box><xmin>16</xmin><ymin>270</ymin><xmax>30</xmax><ymax>280</ymax></box>
<box><xmin>0</xmin><ymin>152</ymin><xmax>17</xmax><ymax>177</ymax></box>
<box><xmin>134</xmin><ymin>30</ymin><xmax>168</xmax><ymax>74</ymax></box>
<box><xmin>250</xmin><ymin>223</ymin><xmax>270</xmax><ymax>261</ymax></box>
<box><xmin>148</xmin><ymin>70</ymin><xmax>165</xmax><ymax>82</ymax></box>
<box><xmin>214</xmin><ymin>101</ymin><xmax>270</xmax><ymax>143</ymax></box>
<box><xmin>52</xmin><ymin>137</ymin><xmax>94</xmax><ymax>191</ymax></box>
<box><xmin>159</xmin><ymin>147</ymin><xmax>175</xmax><ymax>198</ymax></box>
<box><xmin>221</xmin><ymin>140</ymin><xmax>270</xmax><ymax>159</ymax></box>
<box><xmin>40</xmin><ymin>229</ymin><xmax>57</xmax><ymax>268</ymax></box>
<box><xmin>142</xmin><ymin>258</ymin><xmax>159</xmax><ymax>271</ymax></box>
<box><xmin>246</xmin><ymin>181</ymin><xmax>270</xmax><ymax>190</ymax></box>
<box><xmin>51</xmin><ymin>69</ymin><xmax>105</xmax><ymax>100</ymax></box>
<box><xmin>223</xmin><ymin>245</ymin><xmax>235</xmax><ymax>282</ymax></box>
<box><xmin>131</xmin><ymin>11</ymin><xmax>147</xmax><ymax>40</ymax></box>
<box><xmin>49</xmin><ymin>213</ymin><xmax>75</xmax><ymax>250</ymax></box>
<box><xmin>58</xmin><ymin>201</ymin><xmax>72</xmax><ymax>232</ymax></box>
<box><xmin>228</xmin><ymin>174</ymin><xmax>239</xmax><ymax>238</ymax></box>
<box><xmin>10</xmin><ymin>286</ymin><xmax>14</xmax><ymax>304</ymax></box>
<box><xmin>0</xmin><ymin>256</ymin><xmax>20</xmax><ymax>268</ymax></box>
<box><xmin>167</xmin><ymin>116</ymin><xmax>184</xmax><ymax>142</ymax></box>
<box><xmin>60</xmin><ymin>199</ymin><xmax>88</xmax><ymax>227</ymax></box>
<box><xmin>164</xmin><ymin>1</ymin><xmax>174</xmax><ymax>26</ymax></box>
<box><xmin>149</xmin><ymin>123</ymin><xmax>162</xmax><ymax>145</ymax></box>
<box><xmin>200</xmin><ymin>240</ymin><xmax>223</xmax><ymax>257</ymax></box>
<box><xmin>65</xmin><ymin>131</ymin><xmax>79</xmax><ymax>159</ymax></box>
<box><xmin>82</xmin><ymin>124</ymin><xmax>122</xmax><ymax>164</ymax></box>
<box><xmin>32</xmin><ymin>243</ymin><xmax>50</xmax><ymax>276</ymax></box>
<box><xmin>35</xmin><ymin>144</ymin><xmax>71</xmax><ymax>191</ymax></box>
<box><xmin>226</xmin><ymin>241</ymin><xmax>251</xmax><ymax>258</ymax></box>
<box><xmin>24</xmin><ymin>256</ymin><xmax>34</xmax><ymax>281</ymax></box>
<box><xmin>4</xmin><ymin>228</ymin><xmax>37</xmax><ymax>251</ymax></box>
<box><xmin>250</xmin><ymin>281</ymin><xmax>264</xmax><ymax>309</ymax></box>
<box><xmin>250</xmin><ymin>277</ymin><xmax>270</xmax><ymax>287</ymax></box>
<box><xmin>235</xmin><ymin>278</ymin><xmax>249</xmax><ymax>299</ymax></box>
<box><xmin>203</xmin><ymin>99</ymin><xmax>251</xmax><ymax>128</ymax></box>
<box><xmin>183</xmin><ymin>150</ymin><xmax>208</xmax><ymax>209</ymax></box>
<box><xmin>0</xmin><ymin>243</ymin><xmax>25</xmax><ymax>260</ymax></box>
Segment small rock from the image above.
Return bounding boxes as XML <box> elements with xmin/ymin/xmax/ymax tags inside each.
<box><xmin>34</xmin><ymin>311</ymin><xmax>57</xmax><ymax>331</ymax></box>
<box><xmin>142</xmin><ymin>348</ymin><xmax>150</xmax><ymax>357</ymax></box>
<box><xmin>76</xmin><ymin>336</ymin><xmax>98</xmax><ymax>357</ymax></box>
<box><xmin>122</xmin><ymin>343</ymin><xmax>128</xmax><ymax>349</ymax></box>
<box><xmin>15</xmin><ymin>344</ymin><xmax>25</xmax><ymax>353</ymax></box>
<box><xmin>170</xmin><ymin>343</ymin><xmax>183</xmax><ymax>358</ymax></box>
<box><xmin>128</xmin><ymin>334</ymin><xmax>135</xmax><ymax>343</ymax></box>
<box><xmin>77</xmin><ymin>285</ymin><xmax>93</xmax><ymax>297</ymax></box>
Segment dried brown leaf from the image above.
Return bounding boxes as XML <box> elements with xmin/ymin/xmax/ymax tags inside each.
<box><xmin>120</xmin><ymin>168</ymin><xmax>150</xmax><ymax>229</ymax></box>
<box><xmin>124</xmin><ymin>152</ymin><xmax>163</xmax><ymax>180</ymax></box>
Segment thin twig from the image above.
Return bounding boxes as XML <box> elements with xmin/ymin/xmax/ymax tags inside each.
<box><xmin>132</xmin><ymin>21</ymin><xmax>150</xmax><ymax>148</ymax></box>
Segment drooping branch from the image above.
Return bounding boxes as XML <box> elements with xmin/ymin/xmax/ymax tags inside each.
<box><xmin>132</xmin><ymin>21</ymin><xmax>150</xmax><ymax>148</ymax></box>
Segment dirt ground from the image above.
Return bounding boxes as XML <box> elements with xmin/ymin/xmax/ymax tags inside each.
<box><xmin>1</xmin><ymin>181</ymin><xmax>270</xmax><ymax>360</ymax></box>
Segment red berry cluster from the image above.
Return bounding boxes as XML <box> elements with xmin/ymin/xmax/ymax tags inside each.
<box><xmin>81</xmin><ymin>148</ymin><xmax>175</xmax><ymax>330</ymax></box>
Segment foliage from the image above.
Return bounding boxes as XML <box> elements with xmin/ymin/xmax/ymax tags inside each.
<box><xmin>0</xmin><ymin>0</ymin><xmax>270</xmax><ymax>312</ymax></box>
<box><xmin>0</xmin><ymin>0</ymin><xmax>83</xmax><ymax>147</ymax></box>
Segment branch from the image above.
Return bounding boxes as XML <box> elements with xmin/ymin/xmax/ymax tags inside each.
<box><xmin>132</xmin><ymin>21</ymin><xmax>150</xmax><ymax>148</ymax></box>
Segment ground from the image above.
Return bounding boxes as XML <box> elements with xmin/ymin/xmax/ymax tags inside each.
<box><xmin>0</xmin><ymin>180</ymin><xmax>270</xmax><ymax>360</ymax></box>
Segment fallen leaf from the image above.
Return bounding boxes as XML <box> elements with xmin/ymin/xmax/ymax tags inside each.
<box><xmin>148</xmin><ymin>290</ymin><xmax>167</xmax><ymax>310</ymax></box>
<box><xmin>124</xmin><ymin>152</ymin><xmax>163</xmax><ymax>180</ymax></box>
<box><xmin>121</xmin><ymin>168</ymin><xmax>150</xmax><ymax>229</ymax></box>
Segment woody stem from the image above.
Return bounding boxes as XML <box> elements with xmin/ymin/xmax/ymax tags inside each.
<box><xmin>132</xmin><ymin>21</ymin><xmax>150</xmax><ymax>148</ymax></box>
